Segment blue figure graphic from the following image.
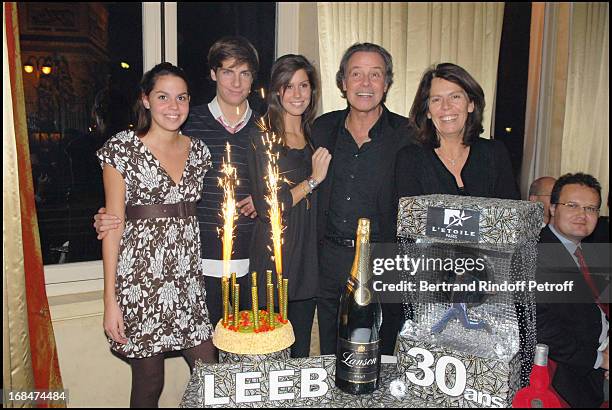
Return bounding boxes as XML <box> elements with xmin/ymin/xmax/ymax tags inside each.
<box><xmin>431</xmin><ymin>302</ymin><xmax>492</xmax><ymax>334</ymax></box>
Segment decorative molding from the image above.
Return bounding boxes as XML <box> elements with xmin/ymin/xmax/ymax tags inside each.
<box><xmin>44</xmin><ymin>260</ymin><xmax>104</xmax><ymax>297</ymax></box>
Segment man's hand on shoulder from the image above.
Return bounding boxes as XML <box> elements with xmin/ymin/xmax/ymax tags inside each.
<box><xmin>93</xmin><ymin>207</ymin><xmax>122</xmax><ymax>240</ymax></box>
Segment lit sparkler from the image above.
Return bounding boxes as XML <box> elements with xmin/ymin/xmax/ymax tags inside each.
<box><xmin>263</xmin><ymin>132</ymin><xmax>285</xmax><ymax>279</ymax></box>
<box><xmin>218</xmin><ymin>142</ymin><xmax>238</xmax><ymax>280</ymax></box>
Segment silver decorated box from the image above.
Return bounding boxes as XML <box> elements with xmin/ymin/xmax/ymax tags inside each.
<box><xmin>396</xmin><ymin>195</ymin><xmax>542</xmax><ymax>406</ymax></box>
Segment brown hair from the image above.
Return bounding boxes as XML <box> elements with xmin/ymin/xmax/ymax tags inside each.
<box><xmin>335</xmin><ymin>42</ymin><xmax>393</xmax><ymax>102</ymax></box>
<box><xmin>410</xmin><ymin>63</ymin><xmax>485</xmax><ymax>147</ymax></box>
<box><xmin>134</xmin><ymin>62</ymin><xmax>190</xmax><ymax>135</ymax></box>
<box><xmin>265</xmin><ymin>54</ymin><xmax>319</xmax><ymax>145</ymax></box>
<box><xmin>551</xmin><ymin>173</ymin><xmax>602</xmax><ymax>208</ymax></box>
<box><xmin>207</xmin><ymin>36</ymin><xmax>259</xmax><ymax>80</ymax></box>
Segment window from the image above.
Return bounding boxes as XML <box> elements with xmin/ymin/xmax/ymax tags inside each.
<box><xmin>494</xmin><ymin>3</ymin><xmax>532</xmax><ymax>177</ymax></box>
<box><xmin>20</xmin><ymin>3</ymin><xmax>279</xmax><ymax>268</ymax></box>
<box><xmin>19</xmin><ymin>3</ymin><xmax>143</xmax><ymax>264</ymax></box>
<box><xmin>177</xmin><ymin>2</ymin><xmax>276</xmax><ymax>112</ymax></box>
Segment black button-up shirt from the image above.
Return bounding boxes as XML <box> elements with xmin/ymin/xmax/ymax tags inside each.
<box><xmin>326</xmin><ymin>110</ymin><xmax>388</xmax><ymax>241</ymax></box>
<box><xmin>311</xmin><ymin>106</ymin><xmax>414</xmax><ymax>245</ymax></box>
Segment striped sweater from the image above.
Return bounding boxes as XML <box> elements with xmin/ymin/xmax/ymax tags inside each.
<box><xmin>182</xmin><ymin>104</ymin><xmax>258</xmax><ymax>260</ymax></box>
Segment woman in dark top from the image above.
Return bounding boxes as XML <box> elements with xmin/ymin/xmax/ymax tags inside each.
<box><xmin>396</xmin><ymin>63</ymin><xmax>519</xmax><ymax>199</ymax></box>
<box><xmin>247</xmin><ymin>54</ymin><xmax>331</xmax><ymax>358</ymax></box>
<box><xmin>396</xmin><ymin>63</ymin><xmax>528</xmax><ymax>385</ymax></box>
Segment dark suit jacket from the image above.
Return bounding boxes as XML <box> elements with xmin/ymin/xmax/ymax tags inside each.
<box><xmin>310</xmin><ymin>106</ymin><xmax>415</xmax><ymax>243</ymax></box>
<box><xmin>536</xmin><ymin>225</ymin><xmax>607</xmax><ymax>407</ymax></box>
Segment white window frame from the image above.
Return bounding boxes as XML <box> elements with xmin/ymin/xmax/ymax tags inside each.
<box><xmin>275</xmin><ymin>2</ymin><xmax>299</xmax><ymax>58</ymax></box>
<box><xmin>143</xmin><ymin>2</ymin><xmax>177</xmax><ymax>72</ymax></box>
<box><xmin>46</xmin><ymin>2</ymin><xmax>288</xmax><ymax>295</ymax></box>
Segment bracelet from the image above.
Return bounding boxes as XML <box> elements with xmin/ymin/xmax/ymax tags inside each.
<box><xmin>301</xmin><ymin>181</ymin><xmax>311</xmax><ymax>195</ymax></box>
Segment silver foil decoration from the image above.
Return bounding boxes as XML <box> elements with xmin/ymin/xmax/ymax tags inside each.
<box><xmin>396</xmin><ymin>195</ymin><xmax>540</xmax><ymax>390</ymax></box>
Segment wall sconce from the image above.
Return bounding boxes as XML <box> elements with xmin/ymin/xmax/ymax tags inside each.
<box><xmin>41</xmin><ymin>60</ymin><xmax>52</xmax><ymax>75</ymax></box>
<box><xmin>23</xmin><ymin>56</ymin><xmax>54</xmax><ymax>76</ymax></box>
<box><xmin>23</xmin><ymin>57</ymin><xmax>35</xmax><ymax>73</ymax></box>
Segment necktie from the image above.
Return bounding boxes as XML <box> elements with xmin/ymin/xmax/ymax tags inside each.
<box><xmin>574</xmin><ymin>246</ymin><xmax>609</xmax><ymax>318</ymax></box>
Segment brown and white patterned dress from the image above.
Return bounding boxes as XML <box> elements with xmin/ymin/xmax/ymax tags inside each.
<box><xmin>97</xmin><ymin>130</ymin><xmax>213</xmax><ymax>358</ymax></box>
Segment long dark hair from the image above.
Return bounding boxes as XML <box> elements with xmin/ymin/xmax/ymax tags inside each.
<box><xmin>410</xmin><ymin>63</ymin><xmax>485</xmax><ymax>147</ymax></box>
<box><xmin>134</xmin><ymin>62</ymin><xmax>190</xmax><ymax>136</ymax></box>
<box><xmin>265</xmin><ymin>54</ymin><xmax>319</xmax><ymax>145</ymax></box>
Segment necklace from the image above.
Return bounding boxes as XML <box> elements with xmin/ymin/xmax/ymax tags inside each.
<box><xmin>435</xmin><ymin>148</ymin><xmax>465</xmax><ymax>167</ymax></box>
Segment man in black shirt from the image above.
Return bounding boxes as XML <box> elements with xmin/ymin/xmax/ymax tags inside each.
<box><xmin>311</xmin><ymin>43</ymin><xmax>415</xmax><ymax>355</ymax></box>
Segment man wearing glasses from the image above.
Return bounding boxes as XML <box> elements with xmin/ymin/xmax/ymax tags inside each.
<box><xmin>536</xmin><ymin>172</ymin><xmax>609</xmax><ymax>407</ymax></box>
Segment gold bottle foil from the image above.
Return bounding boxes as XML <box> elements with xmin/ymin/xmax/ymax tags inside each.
<box><xmin>222</xmin><ymin>276</ymin><xmax>229</xmax><ymax>326</ymax></box>
<box><xmin>350</xmin><ymin>218</ymin><xmax>372</xmax><ymax>306</ymax></box>
<box><xmin>252</xmin><ymin>286</ymin><xmax>259</xmax><ymax>331</ymax></box>
<box><xmin>233</xmin><ymin>283</ymin><xmax>240</xmax><ymax>329</ymax></box>
<box><xmin>267</xmin><ymin>283</ymin><xmax>275</xmax><ymax>328</ymax></box>
<box><xmin>283</xmin><ymin>278</ymin><xmax>289</xmax><ymax>320</ymax></box>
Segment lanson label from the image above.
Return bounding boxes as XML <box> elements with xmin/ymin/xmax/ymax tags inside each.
<box><xmin>426</xmin><ymin>207</ymin><xmax>481</xmax><ymax>242</ymax></box>
<box><xmin>336</xmin><ymin>338</ymin><xmax>380</xmax><ymax>384</ymax></box>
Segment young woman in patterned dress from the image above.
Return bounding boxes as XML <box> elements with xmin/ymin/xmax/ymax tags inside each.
<box><xmin>97</xmin><ymin>63</ymin><xmax>215</xmax><ymax>407</ymax></box>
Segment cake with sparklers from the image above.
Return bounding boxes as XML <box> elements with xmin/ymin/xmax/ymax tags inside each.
<box><xmin>213</xmin><ymin>135</ymin><xmax>295</xmax><ymax>358</ymax></box>
<box><xmin>212</xmin><ymin>271</ymin><xmax>295</xmax><ymax>356</ymax></box>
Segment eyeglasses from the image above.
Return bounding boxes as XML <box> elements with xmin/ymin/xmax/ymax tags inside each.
<box><xmin>555</xmin><ymin>202</ymin><xmax>600</xmax><ymax>214</ymax></box>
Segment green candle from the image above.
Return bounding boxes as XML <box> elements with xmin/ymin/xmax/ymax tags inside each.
<box><xmin>233</xmin><ymin>283</ymin><xmax>240</xmax><ymax>329</ymax></box>
<box><xmin>222</xmin><ymin>276</ymin><xmax>229</xmax><ymax>326</ymax></box>
<box><xmin>267</xmin><ymin>283</ymin><xmax>275</xmax><ymax>328</ymax></box>
<box><xmin>252</xmin><ymin>286</ymin><xmax>259</xmax><ymax>331</ymax></box>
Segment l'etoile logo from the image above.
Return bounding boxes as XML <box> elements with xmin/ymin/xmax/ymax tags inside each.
<box><xmin>426</xmin><ymin>207</ymin><xmax>480</xmax><ymax>242</ymax></box>
<box><xmin>443</xmin><ymin>209</ymin><xmax>472</xmax><ymax>228</ymax></box>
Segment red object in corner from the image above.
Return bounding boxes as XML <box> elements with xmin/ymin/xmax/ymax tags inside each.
<box><xmin>513</xmin><ymin>358</ymin><xmax>562</xmax><ymax>408</ymax></box>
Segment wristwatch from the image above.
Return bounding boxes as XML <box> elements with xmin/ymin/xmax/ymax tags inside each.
<box><xmin>307</xmin><ymin>177</ymin><xmax>319</xmax><ymax>192</ymax></box>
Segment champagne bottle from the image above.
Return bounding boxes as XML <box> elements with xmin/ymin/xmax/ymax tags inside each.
<box><xmin>512</xmin><ymin>344</ymin><xmax>562</xmax><ymax>408</ymax></box>
<box><xmin>335</xmin><ymin>218</ymin><xmax>383</xmax><ymax>395</ymax></box>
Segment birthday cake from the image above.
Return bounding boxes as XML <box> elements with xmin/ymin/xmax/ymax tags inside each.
<box><xmin>212</xmin><ymin>310</ymin><xmax>295</xmax><ymax>355</ymax></box>
<box><xmin>212</xmin><ymin>271</ymin><xmax>295</xmax><ymax>356</ymax></box>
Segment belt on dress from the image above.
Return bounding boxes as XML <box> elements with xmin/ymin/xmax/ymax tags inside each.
<box><xmin>125</xmin><ymin>202</ymin><xmax>198</xmax><ymax>220</ymax></box>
